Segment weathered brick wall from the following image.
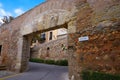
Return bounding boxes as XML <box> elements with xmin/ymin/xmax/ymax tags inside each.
<box><xmin>68</xmin><ymin>0</ymin><xmax>120</xmax><ymax>80</ymax></box>
<box><xmin>31</xmin><ymin>36</ymin><xmax>68</xmax><ymax>60</ymax></box>
<box><xmin>77</xmin><ymin>27</ymin><xmax>120</xmax><ymax>73</ymax></box>
<box><xmin>0</xmin><ymin>22</ymin><xmax>20</xmax><ymax>71</ymax></box>
<box><xmin>0</xmin><ymin>6</ymin><xmax>35</xmax><ymax>71</ymax></box>
<box><xmin>0</xmin><ymin>15</ymin><xmax>31</xmax><ymax>71</ymax></box>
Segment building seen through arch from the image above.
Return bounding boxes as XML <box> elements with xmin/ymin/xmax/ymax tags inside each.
<box><xmin>30</xmin><ymin>28</ymin><xmax>68</xmax><ymax>60</ymax></box>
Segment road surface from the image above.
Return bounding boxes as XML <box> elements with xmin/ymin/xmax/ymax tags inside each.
<box><xmin>3</xmin><ymin>62</ymin><xmax>69</xmax><ymax>80</ymax></box>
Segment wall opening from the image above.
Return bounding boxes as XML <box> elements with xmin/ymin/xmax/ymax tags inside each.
<box><xmin>47</xmin><ymin>47</ymin><xmax>50</xmax><ymax>50</ymax></box>
<box><xmin>49</xmin><ymin>32</ymin><xmax>53</xmax><ymax>40</ymax></box>
<box><xmin>41</xmin><ymin>33</ymin><xmax>46</xmax><ymax>41</ymax></box>
<box><xmin>0</xmin><ymin>45</ymin><xmax>2</xmax><ymax>56</ymax></box>
<box><xmin>21</xmin><ymin>22</ymin><xmax>69</xmax><ymax>73</ymax></box>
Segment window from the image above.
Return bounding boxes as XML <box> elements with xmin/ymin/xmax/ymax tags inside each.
<box><xmin>0</xmin><ymin>45</ymin><xmax>2</xmax><ymax>56</ymax></box>
<box><xmin>40</xmin><ymin>33</ymin><xmax>46</xmax><ymax>40</ymax></box>
<box><xmin>49</xmin><ymin>32</ymin><xmax>53</xmax><ymax>40</ymax></box>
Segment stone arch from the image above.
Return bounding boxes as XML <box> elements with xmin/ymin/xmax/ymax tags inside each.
<box><xmin>16</xmin><ymin>9</ymin><xmax>77</xmax><ymax>72</ymax></box>
<box><xmin>20</xmin><ymin>9</ymin><xmax>74</xmax><ymax>36</ymax></box>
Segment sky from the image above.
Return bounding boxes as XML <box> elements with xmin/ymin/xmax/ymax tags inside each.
<box><xmin>0</xmin><ymin>0</ymin><xmax>46</xmax><ymax>23</ymax></box>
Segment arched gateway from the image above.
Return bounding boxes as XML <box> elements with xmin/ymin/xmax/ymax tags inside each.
<box><xmin>0</xmin><ymin>0</ymin><xmax>120</xmax><ymax>80</ymax></box>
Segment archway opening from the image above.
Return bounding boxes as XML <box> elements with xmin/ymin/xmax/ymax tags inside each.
<box><xmin>20</xmin><ymin>23</ymin><xmax>69</xmax><ymax>73</ymax></box>
<box><xmin>30</xmin><ymin>27</ymin><xmax>68</xmax><ymax>61</ymax></box>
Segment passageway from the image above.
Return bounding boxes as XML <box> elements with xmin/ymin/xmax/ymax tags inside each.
<box><xmin>5</xmin><ymin>62</ymin><xmax>69</xmax><ymax>80</ymax></box>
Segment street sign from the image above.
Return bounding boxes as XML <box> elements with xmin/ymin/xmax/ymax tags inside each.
<box><xmin>78</xmin><ymin>36</ymin><xmax>89</xmax><ymax>42</ymax></box>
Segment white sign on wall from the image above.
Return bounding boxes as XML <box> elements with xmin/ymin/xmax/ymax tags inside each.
<box><xmin>78</xmin><ymin>36</ymin><xmax>89</xmax><ymax>42</ymax></box>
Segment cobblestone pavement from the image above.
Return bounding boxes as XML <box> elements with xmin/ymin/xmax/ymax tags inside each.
<box><xmin>0</xmin><ymin>62</ymin><xmax>69</xmax><ymax>80</ymax></box>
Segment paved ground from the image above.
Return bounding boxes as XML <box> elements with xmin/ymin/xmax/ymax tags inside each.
<box><xmin>0</xmin><ymin>71</ymin><xmax>15</xmax><ymax>78</ymax></box>
<box><xmin>1</xmin><ymin>62</ymin><xmax>69</xmax><ymax>80</ymax></box>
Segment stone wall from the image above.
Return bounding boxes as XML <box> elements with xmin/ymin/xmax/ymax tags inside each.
<box><xmin>31</xmin><ymin>36</ymin><xmax>68</xmax><ymax>60</ymax></box>
<box><xmin>0</xmin><ymin>0</ymin><xmax>120</xmax><ymax>80</ymax></box>
<box><xmin>68</xmin><ymin>0</ymin><xmax>120</xmax><ymax>80</ymax></box>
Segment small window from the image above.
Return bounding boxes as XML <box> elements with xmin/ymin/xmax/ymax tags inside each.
<box><xmin>41</xmin><ymin>33</ymin><xmax>46</xmax><ymax>39</ymax></box>
<box><xmin>47</xmin><ymin>47</ymin><xmax>50</xmax><ymax>50</ymax></box>
<box><xmin>0</xmin><ymin>45</ymin><xmax>2</xmax><ymax>56</ymax></box>
<box><xmin>49</xmin><ymin>32</ymin><xmax>53</xmax><ymax>40</ymax></box>
<box><xmin>40</xmin><ymin>33</ymin><xmax>46</xmax><ymax>40</ymax></box>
